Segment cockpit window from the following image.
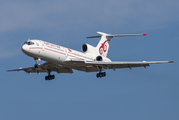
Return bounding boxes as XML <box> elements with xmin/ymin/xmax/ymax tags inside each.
<box><xmin>24</xmin><ymin>41</ymin><xmax>34</xmax><ymax>45</ymax></box>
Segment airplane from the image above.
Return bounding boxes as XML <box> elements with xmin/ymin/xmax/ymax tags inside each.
<box><xmin>7</xmin><ymin>32</ymin><xmax>174</xmax><ymax>80</ymax></box>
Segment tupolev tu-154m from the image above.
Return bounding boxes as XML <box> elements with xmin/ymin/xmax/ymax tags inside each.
<box><xmin>7</xmin><ymin>32</ymin><xmax>174</xmax><ymax>80</ymax></box>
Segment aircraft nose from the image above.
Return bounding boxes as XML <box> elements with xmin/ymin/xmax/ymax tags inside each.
<box><xmin>21</xmin><ymin>44</ymin><xmax>29</xmax><ymax>53</ymax></box>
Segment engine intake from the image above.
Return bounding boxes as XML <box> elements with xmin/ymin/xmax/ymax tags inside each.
<box><xmin>82</xmin><ymin>44</ymin><xmax>88</xmax><ymax>52</ymax></box>
<box><xmin>96</xmin><ymin>56</ymin><xmax>103</xmax><ymax>61</ymax></box>
<box><xmin>81</xmin><ymin>44</ymin><xmax>96</xmax><ymax>54</ymax></box>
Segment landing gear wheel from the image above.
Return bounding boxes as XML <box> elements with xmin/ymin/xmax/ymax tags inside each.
<box><xmin>45</xmin><ymin>75</ymin><xmax>55</xmax><ymax>80</ymax></box>
<box><xmin>96</xmin><ymin>72</ymin><xmax>106</xmax><ymax>78</ymax></box>
<box><xmin>96</xmin><ymin>73</ymin><xmax>99</xmax><ymax>78</ymax></box>
<box><xmin>52</xmin><ymin>75</ymin><xmax>55</xmax><ymax>79</ymax></box>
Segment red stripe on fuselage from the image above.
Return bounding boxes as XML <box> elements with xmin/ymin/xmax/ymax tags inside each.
<box><xmin>67</xmin><ymin>54</ymin><xmax>84</xmax><ymax>60</ymax></box>
<box><xmin>30</xmin><ymin>47</ymin><xmax>86</xmax><ymax>60</ymax></box>
<box><xmin>45</xmin><ymin>48</ymin><xmax>65</xmax><ymax>55</ymax></box>
<box><xmin>44</xmin><ymin>48</ymin><xmax>84</xmax><ymax>60</ymax></box>
<box><xmin>29</xmin><ymin>47</ymin><xmax>43</xmax><ymax>49</ymax></box>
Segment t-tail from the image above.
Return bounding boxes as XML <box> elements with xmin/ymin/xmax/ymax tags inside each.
<box><xmin>96</xmin><ymin>32</ymin><xmax>111</xmax><ymax>57</ymax></box>
<box><xmin>87</xmin><ymin>32</ymin><xmax>147</xmax><ymax>57</ymax></box>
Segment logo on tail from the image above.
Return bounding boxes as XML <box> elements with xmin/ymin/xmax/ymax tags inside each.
<box><xmin>99</xmin><ymin>40</ymin><xmax>108</xmax><ymax>55</ymax></box>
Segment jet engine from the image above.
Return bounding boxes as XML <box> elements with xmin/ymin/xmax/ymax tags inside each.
<box><xmin>81</xmin><ymin>44</ymin><xmax>96</xmax><ymax>54</ymax></box>
<box><xmin>96</xmin><ymin>56</ymin><xmax>103</xmax><ymax>61</ymax></box>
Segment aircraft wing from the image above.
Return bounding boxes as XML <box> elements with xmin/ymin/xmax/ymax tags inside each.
<box><xmin>64</xmin><ymin>59</ymin><xmax>173</xmax><ymax>72</ymax></box>
<box><xmin>6</xmin><ymin>62</ymin><xmax>73</xmax><ymax>74</ymax></box>
<box><xmin>84</xmin><ymin>61</ymin><xmax>173</xmax><ymax>70</ymax></box>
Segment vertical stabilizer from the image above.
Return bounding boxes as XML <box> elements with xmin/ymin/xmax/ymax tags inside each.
<box><xmin>96</xmin><ymin>32</ymin><xmax>110</xmax><ymax>57</ymax></box>
<box><xmin>86</xmin><ymin>32</ymin><xmax>147</xmax><ymax>57</ymax></box>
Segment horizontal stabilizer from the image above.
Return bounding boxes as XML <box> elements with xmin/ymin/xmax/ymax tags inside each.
<box><xmin>87</xmin><ymin>36</ymin><xmax>101</xmax><ymax>38</ymax></box>
<box><xmin>87</xmin><ymin>32</ymin><xmax>147</xmax><ymax>39</ymax></box>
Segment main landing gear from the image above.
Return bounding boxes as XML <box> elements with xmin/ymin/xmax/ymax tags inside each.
<box><xmin>96</xmin><ymin>72</ymin><xmax>106</xmax><ymax>78</ymax></box>
<box><xmin>45</xmin><ymin>75</ymin><xmax>55</xmax><ymax>80</ymax></box>
<box><xmin>96</xmin><ymin>66</ymin><xmax>106</xmax><ymax>78</ymax></box>
<box><xmin>45</xmin><ymin>69</ymin><xmax>55</xmax><ymax>80</ymax></box>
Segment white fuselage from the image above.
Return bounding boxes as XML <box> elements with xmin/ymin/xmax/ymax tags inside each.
<box><xmin>8</xmin><ymin>33</ymin><xmax>172</xmax><ymax>80</ymax></box>
<box><xmin>22</xmin><ymin>40</ymin><xmax>111</xmax><ymax>72</ymax></box>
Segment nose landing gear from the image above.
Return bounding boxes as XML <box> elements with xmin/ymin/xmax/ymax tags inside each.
<box><xmin>34</xmin><ymin>58</ymin><xmax>39</xmax><ymax>68</ymax></box>
<box><xmin>32</xmin><ymin>58</ymin><xmax>56</xmax><ymax>80</ymax></box>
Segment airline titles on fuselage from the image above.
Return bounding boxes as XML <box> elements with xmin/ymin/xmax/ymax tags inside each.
<box><xmin>43</xmin><ymin>41</ymin><xmax>93</xmax><ymax>61</ymax></box>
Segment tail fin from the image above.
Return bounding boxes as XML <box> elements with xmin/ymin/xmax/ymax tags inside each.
<box><xmin>87</xmin><ymin>32</ymin><xmax>147</xmax><ymax>57</ymax></box>
<box><xmin>96</xmin><ymin>32</ymin><xmax>111</xmax><ymax>57</ymax></box>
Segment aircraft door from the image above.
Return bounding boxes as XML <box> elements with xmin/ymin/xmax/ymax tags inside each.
<box><xmin>32</xmin><ymin>41</ymin><xmax>42</xmax><ymax>55</ymax></box>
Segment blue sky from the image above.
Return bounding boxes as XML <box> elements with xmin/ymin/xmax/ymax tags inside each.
<box><xmin>1</xmin><ymin>0</ymin><xmax>179</xmax><ymax>120</ymax></box>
